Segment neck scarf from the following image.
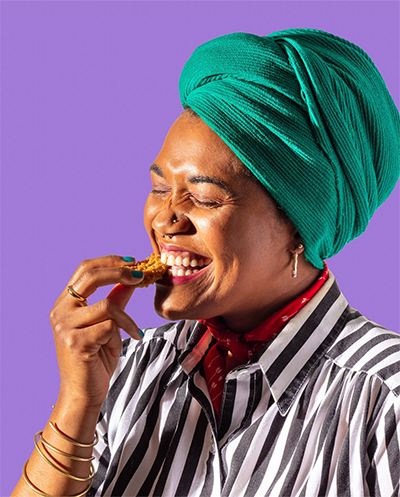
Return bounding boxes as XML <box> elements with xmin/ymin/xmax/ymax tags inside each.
<box><xmin>200</xmin><ymin>263</ymin><xmax>329</xmax><ymax>418</ymax></box>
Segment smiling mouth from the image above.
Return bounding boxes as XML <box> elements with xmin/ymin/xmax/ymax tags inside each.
<box><xmin>160</xmin><ymin>249</ymin><xmax>212</xmax><ymax>277</ymax></box>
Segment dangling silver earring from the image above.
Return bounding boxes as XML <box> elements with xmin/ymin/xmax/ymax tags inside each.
<box><xmin>292</xmin><ymin>243</ymin><xmax>304</xmax><ymax>278</ymax></box>
<box><xmin>292</xmin><ymin>252</ymin><xmax>299</xmax><ymax>278</ymax></box>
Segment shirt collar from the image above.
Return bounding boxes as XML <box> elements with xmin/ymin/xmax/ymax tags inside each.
<box><xmin>257</xmin><ymin>271</ymin><xmax>350</xmax><ymax>415</ymax></box>
<box><xmin>179</xmin><ymin>271</ymin><xmax>350</xmax><ymax>416</ymax></box>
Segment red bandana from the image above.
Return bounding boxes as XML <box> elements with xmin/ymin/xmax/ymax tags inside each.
<box><xmin>200</xmin><ymin>263</ymin><xmax>329</xmax><ymax>418</ymax></box>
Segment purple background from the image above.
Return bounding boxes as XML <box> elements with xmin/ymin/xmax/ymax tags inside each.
<box><xmin>1</xmin><ymin>1</ymin><xmax>399</xmax><ymax>494</ymax></box>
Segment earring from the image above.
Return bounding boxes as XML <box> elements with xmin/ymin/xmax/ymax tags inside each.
<box><xmin>292</xmin><ymin>243</ymin><xmax>304</xmax><ymax>279</ymax></box>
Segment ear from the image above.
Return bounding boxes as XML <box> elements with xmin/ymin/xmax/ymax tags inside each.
<box><xmin>289</xmin><ymin>233</ymin><xmax>305</xmax><ymax>255</ymax></box>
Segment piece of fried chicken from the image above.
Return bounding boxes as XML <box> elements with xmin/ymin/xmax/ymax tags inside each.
<box><xmin>123</xmin><ymin>254</ymin><xmax>168</xmax><ymax>288</ymax></box>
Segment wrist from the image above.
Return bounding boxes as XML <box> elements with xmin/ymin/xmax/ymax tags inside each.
<box><xmin>56</xmin><ymin>388</ymin><xmax>105</xmax><ymax>416</ymax></box>
<box><xmin>52</xmin><ymin>396</ymin><xmax>102</xmax><ymax>445</ymax></box>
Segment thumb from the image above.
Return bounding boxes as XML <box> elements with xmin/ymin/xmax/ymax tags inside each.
<box><xmin>107</xmin><ymin>284</ymin><xmax>135</xmax><ymax>310</ymax></box>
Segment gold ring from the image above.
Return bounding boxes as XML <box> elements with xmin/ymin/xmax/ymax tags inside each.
<box><xmin>67</xmin><ymin>285</ymin><xmax>87</xmax><ymax>302</ymax></box>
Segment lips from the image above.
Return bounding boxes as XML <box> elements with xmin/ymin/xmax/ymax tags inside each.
<box><xmin>158</xmin><ymin>244</ymin><xmax>212</xmax><ymax>280</ymax></box>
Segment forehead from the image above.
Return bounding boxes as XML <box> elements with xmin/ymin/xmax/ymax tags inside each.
<box><xmin>154</xmin><ymin>112</ymin><xmax>246</xmax><ymax>179</ymax></box>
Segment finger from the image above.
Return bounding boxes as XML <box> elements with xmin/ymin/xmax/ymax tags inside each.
<box><xmin>69</xmin><ymin>319</ymin><xmax>123</xmax><ymax>359</ymax></box>
<box><xmin>92</xmin><ymin>320</ymin><xmax>123</xmax><ymax>359</ymax></box>
<box><xmin>65</xmin><ymin>299</ymin><xmax>142</xmax><ymax>339</ymax></box>
<box><xmin>62</xmin><ymin>266</ymin><xmax>144</xmax><ymax>308</ymax></box>
<box><xmin>106</xmin><ymin>284</ymin><xmax>135</xmax><ymax>310</ymax></box>
<box><xmin>67</xmin><ymin>255</ymin><xmax>137</xmax><ymax>287</ymax></box>
<box><xmin>54</xmin><ymin>255</ymin><xmax>137</xmax><ymax>307</ymax></box>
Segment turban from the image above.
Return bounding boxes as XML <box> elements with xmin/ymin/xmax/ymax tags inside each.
<box><xmin>179</xmin><ymin>29</ymin><xmax>400</xmax><ymax>269</ymax></box>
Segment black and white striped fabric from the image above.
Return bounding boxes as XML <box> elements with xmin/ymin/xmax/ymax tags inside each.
<box><xmin>88</xmin><ymin>273</ymin><xmax>400</xmax><ymax>496</ymax></box>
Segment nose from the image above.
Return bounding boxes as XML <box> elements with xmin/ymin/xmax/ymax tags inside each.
<box><xmin>152</xmin><ymin>199</ymin><xmax>192</xmax><ymax>239</ymax></box>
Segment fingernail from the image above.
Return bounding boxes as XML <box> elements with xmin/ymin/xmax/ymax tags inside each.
<box><xmin>123</xmin><ymin>256</ymin><xmax>135</xmax><ymax>262</ymax></box>
<box><xmin>131</xmin><ymin>270</ymin><xmax>143</xmax><ymax>278</ymax></box>
<box><xmin>138</xmin><ymin>328</ymin><xmax>144</xmax><ymax>338</ymax></box>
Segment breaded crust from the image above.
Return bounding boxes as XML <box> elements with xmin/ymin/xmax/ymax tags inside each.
<box><xmin>123</xmin><ymin>253</ymin><xmax>168</xmax><ymax>288</ymax></box>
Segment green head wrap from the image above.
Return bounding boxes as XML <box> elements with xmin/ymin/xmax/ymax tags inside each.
<box><xmin>179</xmin><ymin>29</ymin><xmax>400</xmax><ymax>269</ymax></box>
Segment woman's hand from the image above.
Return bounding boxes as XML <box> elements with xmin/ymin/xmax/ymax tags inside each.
<box><xmin>12</xmin><ymin>255</ymin><xmax>145</xmax><ymax>497</ymax></box>
<box><xmin>50</xmin><ymin>255</ymin><xmax>144</xmax><ymax>412</ymax></box>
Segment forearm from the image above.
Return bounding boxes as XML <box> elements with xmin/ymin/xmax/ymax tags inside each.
<box><xmin>12</xmin><ymin>256</ymin><xmax>143</xmax><ymax>496</ymax></box>
<box><xmin>12</xmin><ymin>398</ymin><xmax>101</xmax><ymax>497</ymax></box>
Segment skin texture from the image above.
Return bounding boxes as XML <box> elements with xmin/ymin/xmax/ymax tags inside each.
<box><xmin>145</xmin><ymin>111</ymin><xmax>320</xmax><ymax>333</ymax></box>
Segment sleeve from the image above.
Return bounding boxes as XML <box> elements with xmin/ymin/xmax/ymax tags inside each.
<box><xmin>365</xmin><ymin>391</ymin><xmax>400</xmax><ymax>497</ymax></box>
<box><xmin>87</xmin><ymin>409</ymin><xmax>109</xmax><ymax>496</ymax></box>
<box><xmin>87</xmin><ymin>337</ymin><xmax>140</xmax><ymax>496</ymax></box>
<box><xmin>86</xmin><ymin>324</ymin><xmax>184</xmax><ymax>496</ymax></box>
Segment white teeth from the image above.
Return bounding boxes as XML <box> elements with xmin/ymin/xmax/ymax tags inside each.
<box><xmin>161</xmin><ymin>250</ymin><xmax>211</xmax><ymax>276</ymax></box>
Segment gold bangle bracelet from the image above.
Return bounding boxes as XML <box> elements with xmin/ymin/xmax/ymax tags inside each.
<box><xmin>34</xmin><ymin>432</ymin><xmax>95</xmax><ymax>482</ymax></box>
<box><xmin>39</xmin><ymin>432</ymin><xmax>95</xmax><ymax>462</ymax></box>
<box><xmin>22</xmin><ymin>460</ymin><xmax>93</xmax><ymax>497</ymax></box>
<box><xmin>49</xmin><ymin>421</ymin><xmax>99</xmax><ymax>448</ymax></box>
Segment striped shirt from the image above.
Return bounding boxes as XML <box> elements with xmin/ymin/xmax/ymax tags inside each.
<box><xmin>88</xmin><ymin>273</ymin><xmax>400</xmax><ymax>496</ymax></box>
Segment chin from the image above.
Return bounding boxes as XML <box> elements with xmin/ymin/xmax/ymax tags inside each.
<box><xmin>153</xmin><ymin>288</ymin><xmax>182</xmax><ymax>321</ymax></box>
<box><xmin>153</xmin><ymin>288</ymin><xmax>215</xmax><ymax>322</ymax></box>
<box><xmin>154</xmin><ymin>296</ymin><xmax>195</xmax><ymax>321</ymax></box>
<box><xmin>155</xmin><ymin>307</ymin><xmax>187</xmax><ymax>321</ymax></box>
<box><xmin>154</xmin><ymin>305</ymin><xmax>196</xmax><ymax>322</ymax></box>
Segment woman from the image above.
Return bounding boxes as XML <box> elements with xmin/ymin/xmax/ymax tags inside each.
<box><xmin>13</xmin><ymin>28</ymin><xmax>400</xmax><ymax>497</ymax></box>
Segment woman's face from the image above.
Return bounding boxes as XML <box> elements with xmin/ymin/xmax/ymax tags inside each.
<box><xmin>144</xmin><ymin>112</ymin><xmax>298</xmax><ymax>332</ymax></box>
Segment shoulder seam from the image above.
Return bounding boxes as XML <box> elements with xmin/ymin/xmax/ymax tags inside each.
<box><xmin>323</xmin><ymin>353</ymin><xmax>399</xmax><ymax>398</ymax></box>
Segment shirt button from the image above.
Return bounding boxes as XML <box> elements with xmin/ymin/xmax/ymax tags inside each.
<box><xmin>210</xmin><ymin>438</ymin><xmax>215</xmax><ymax>453</ymax></box>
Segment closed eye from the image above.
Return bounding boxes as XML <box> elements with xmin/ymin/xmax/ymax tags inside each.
<box><xmin>191</xmin><ymin>196</ymin><xmax>221</xmax><ymax>208</ymax></box>
<box><xmin>151</xmin><ymin>187</ymin><xmax>220</xmax><ymax>208</ymax></box>
<box><xmin>151</xmin><ymin>188</ymin><xmax>170</xmax><ymax>194</ymax></box>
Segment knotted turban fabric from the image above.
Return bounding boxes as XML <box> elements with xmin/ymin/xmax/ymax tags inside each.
<box><xmin>179</xmin><ymin>29</ymin><xmax>400</xmax><ymax>269</ymax></box>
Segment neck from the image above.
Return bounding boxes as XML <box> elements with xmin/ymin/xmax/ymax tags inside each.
<box><xmin>222</xmin><ymin>262</ymin><xmax>321</xmax><ymax>333</ymax></box>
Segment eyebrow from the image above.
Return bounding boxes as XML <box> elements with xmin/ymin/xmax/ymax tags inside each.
<box><xmin>188</xmin><ymin>175</ymin><xmax>234</xmax><ymax>195</ymax></box>
<box><xmin>149</xmin><ymin>163</ymin><xmax>235</xmax><ymax>196</ymax></box>
<box><xmin>149</xmin><ymin>163</ymin><xmax>164</xmax><ymax>177</ymax></box>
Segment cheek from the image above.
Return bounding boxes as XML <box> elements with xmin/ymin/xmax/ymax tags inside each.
<box><xmin>194</xmin><ymin>214</ymin><xmax>235</xmax><ymax>261</ymax></box>
<box><xmin>251</xmin><ymin>220</ymin><xmax>293</xmax><ymax>272</ymax></box>
<box><xmin>225</xmin><ymin>215</ymin><xmax>289</xmax><ymax>269</ymax></box>
<box><xmin>200</xmin><ymin>216</ymin><xmax>244</xmax><ymax>279</ymax></box>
